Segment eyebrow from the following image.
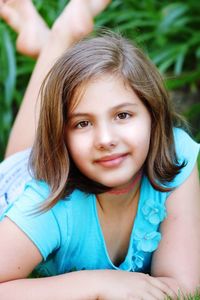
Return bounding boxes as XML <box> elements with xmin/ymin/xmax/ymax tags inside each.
<box><xmin>68</xmin><ymin>102</ymin><xmax>138</xmax><ymax>120</ymax></box>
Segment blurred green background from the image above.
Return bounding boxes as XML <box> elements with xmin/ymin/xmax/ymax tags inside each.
<box><xmin>0</xmin><ymin>0</ymin><xmax>200</xmax><ymax>169</ymax></box>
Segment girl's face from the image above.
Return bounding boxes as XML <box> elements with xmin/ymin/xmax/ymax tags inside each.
<box><xmin>66</xmin><ymin>75</ymin><xmax>151</xmax><ymax>189</ymax></box>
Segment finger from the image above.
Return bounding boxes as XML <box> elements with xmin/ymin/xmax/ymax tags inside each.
<box><xmin>148</xmin><ymin>288</ymin><xmax>170</xmax><ymax>300</ymax></box>
<box><xmin>137</xmin><ymin>289</ymin><xmax>165</xmax><ymax>300</ymax></box>
<box><xmin>147</xmin><ymin>276</ymin><xmax>177</xmax><ymax>299</ymax></box>
<box><xmin>136</xmin><ymin>274</ymin><xmax>172</xmax><ymax>300</ymax></box>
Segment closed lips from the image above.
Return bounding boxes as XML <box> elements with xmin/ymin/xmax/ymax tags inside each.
<box><xmin>94</xmin><ymin>153</ymin><xmax>128</xmax><ymax>167</ymax></box>
<box><xmin>95</xmin><ymin>153</ymin><xmax>127</xmax><ymax>162</ymax></box>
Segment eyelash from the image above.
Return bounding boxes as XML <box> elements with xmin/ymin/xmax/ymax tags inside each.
<box><xmin>75</xmin><ymin>120</ymin><xmax>91</xmax><ymax>129</ymax></box>
<box><xmin>116</xmin><ymin>112</ymin><xmax>132</xmax><ymax>120</ymax></box>
<box><xmin>74</xmin><ymin>112</ymin><xmax>132</xmax><ymax>129</ymax></box>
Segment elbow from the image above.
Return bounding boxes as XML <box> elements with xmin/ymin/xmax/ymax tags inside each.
<box><xmin>177</xmin><ymin>276</ymin><xmax>200</xmax><ymax>297</ymax></box>
<box><xmin>0</xmin><ymin>282</ymin><xmax>8</xmax><ymax>299</ymax></box>
<box><xmin>160</xmin><ymin>275</ymin><xmax>200</xmax><ymax>297</ymax></box>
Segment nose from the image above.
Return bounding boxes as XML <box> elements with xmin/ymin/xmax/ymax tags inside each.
<box><xmin>94</xmin><ymin>122</ymin><xmax>118</xmax><ymax>151</ymax></box>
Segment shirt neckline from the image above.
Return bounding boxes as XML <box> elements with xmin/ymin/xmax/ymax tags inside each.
<box><xmin>92</xmin><ymin>175</ymin><xmax>145</xmax><ymax>270</ymax></box>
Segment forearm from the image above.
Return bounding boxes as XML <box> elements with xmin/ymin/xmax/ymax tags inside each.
<box><xmin>156</xmin><ymin>276</ymin><xmax>181</xmax><ymax>295</ymax></box>
<box><xmin>0</xmin><ymin>271</ymin><xmax>99</xmax><ymax>300</ymax></box>
<box><xmin>1</xmin><ymin>270</ymin><xmax>184</xmax><ymax>300</ymax></box>
<box><xmin>156</xmin><ymin>276</ymin><xmax>200</xmax><ymax>298</ymax></box>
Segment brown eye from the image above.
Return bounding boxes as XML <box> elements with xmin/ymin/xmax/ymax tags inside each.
<box><xmin>117</xmin><ymin>112</ymin><xmax>131</xmax><ymax>120</ymax></box>
<box><xmin>76</xmin><ymin>121</ymin><xmax>90</xmax><ymax>128</ymax></box>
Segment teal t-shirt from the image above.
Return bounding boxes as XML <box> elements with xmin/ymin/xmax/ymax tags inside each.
<box><xmin>2</xmin><ymin>128</ymin><xmax>200</xmax><ymax>276</ymax></box>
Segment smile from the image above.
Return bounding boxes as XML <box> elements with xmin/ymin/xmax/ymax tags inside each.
<box><xmin>95</xmin><ymin>153</ymin><xmax>128</xmax><ymax>168</ymax></box>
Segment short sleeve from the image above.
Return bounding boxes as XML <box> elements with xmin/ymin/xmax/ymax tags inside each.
<box><xmin>0</xmin><ymin>148</ymin><xmax>31</xmax><ymax>215</ymax></box>
<box><xmin>2</xmin><ymin>179</ymin><xmax>61</xmax><ymax>260</ymax></box>
<box><xmin>170</xmin><ymin>128</ymin><xmax>200</xmax><ymax>188</ymax></box>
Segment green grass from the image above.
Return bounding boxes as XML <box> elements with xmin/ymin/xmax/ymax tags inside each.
<box><xmin>166</xmin><ymin>291</ymin><xmax>200</xmax><ymax>300</ymax></box>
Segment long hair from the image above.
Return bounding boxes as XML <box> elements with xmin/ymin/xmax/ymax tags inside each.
<box><xmin>29</xmin><ymin>31</ymin><xmax>185</xmax><ymax>211</ymax></box>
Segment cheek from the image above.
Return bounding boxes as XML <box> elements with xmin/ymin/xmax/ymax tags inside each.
<box><xmin>127</xmin><ymin>118</ymin><xmax>151</xmax><ymax>156</ymax></box>
<box><xmin>138</xmin><ymin>128</ymin><xmax>151</xmax><ymax>162</ymax></box>
<box><xmin>66</xmin><ymin>133</ymin><xmax>90</xmax><ymax>167</ymax></box>
<box><xmin>138</xmin><ymin>126</ymin><xmax>151</xmax><ymax>152</ymax></box>
<box><xmin>126</xmin><ymin>117</ymin><xmax>151</xmax><ymax>143</ymax></box>
<box><xmin>66</xmin><ymin>136</ymin><xmax>78</xmax><ymax>159</ymax></box>
<box><xmin>65</xmin><ymin>131</ymin><xmax>74</xmax><ymax>157</ymax></box>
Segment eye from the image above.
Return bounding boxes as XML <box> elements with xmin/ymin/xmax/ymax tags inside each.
<box><xmin>116</xmin><ymin>112</ymin><xmax>131</xmax><ymax>120</ymax></box>
<box><xmin>76</xmin><ymin>120</ymin><xmax>91</xmax><ymax>128</ymax></box>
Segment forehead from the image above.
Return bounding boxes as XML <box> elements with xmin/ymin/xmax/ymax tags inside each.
<box><xmin>69</xmin><ymin>74</ymin><xmax>141</xmax><ymax>114</ymax></box>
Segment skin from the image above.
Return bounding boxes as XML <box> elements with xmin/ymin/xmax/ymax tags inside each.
<box><xmin>66</xmin><ymin>74</ymin><xmax>200</xmax><ymax>296</ymax></box>
<box><xmin>0</xmin><ymin>73</ymin><xmax>176</xmax><ymax>299</ymax></box>
<box><xmin>66</xmin><ymin>74</ymin><xmax>152</xmax><ymax>266</ymax></box>
<box><xmin>1</xmin><ymin>73</ymin><xmax>199</xmax><ymax>299</ymax></box>
<box><xmin>4</xmin><ymin>0</ymin><xmax>111</xmax><ymax>157</ymax></box>
<box><xmin>66</xmin><ymin>75</ymin><xmax>151</xmax><ymax>189</ymax></box>
<box><xmin>0</xmin><ymin>0</ymin><xmax>111</xmax><ymax>58</ymax></box>
<box><xmin>0</xmin><ymin>0</ymin><xmax>199</xmax><ymax>299</ymax></box>
<box><xmin>151</xmin><ymin>164</ymin><xmax>200</xmax><ymax>293</ymax></box>
<box><xmin>0</xmin><ymin>0</ymin><xmax>50</xmax><ymax>57</ymax></box>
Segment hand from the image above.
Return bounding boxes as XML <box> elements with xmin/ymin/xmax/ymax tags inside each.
<box><xmin>97</xmin><ymin>270</ymin><xmax>176</xmax><ymax>300</ymax></box>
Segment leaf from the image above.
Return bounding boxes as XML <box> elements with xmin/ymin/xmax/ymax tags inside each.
<box><xmin>174</xmin><ymin>48</ymin><xmax>187</xmax><ymax>75</ymax></box>
<box><xmin>196</xmin><ymin>47</ymin><xmax>200</xmax><ymax>59</ymax></box>
<box><xmin>166</xmin><ymin>70</ymin><xmax>200</xmax><ymax>89</ymax></box>
<box><xmin>2</xmin><ymin>29</ymin><xmax>16</xmax><ymax>106</ymax></box>
<box><xmin>159</xmin><ymin>3</ymin><xmax>189</xmax><ymax>33</ymax></box>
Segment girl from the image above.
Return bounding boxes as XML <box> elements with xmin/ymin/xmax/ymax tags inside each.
<box><xmin>0</xmin><ymin>1</ymin><xmax>200</xmax><ymax>299</ymax></box>
<box><xmin>0</xmin><ymin>0</ymin><xmax>110</xmax><ymax>213</ymax></box>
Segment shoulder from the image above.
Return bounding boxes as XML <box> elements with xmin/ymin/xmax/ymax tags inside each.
<box><xmin>3</xmin><ymin>178</ymin><xmax>92</xmax><ymax>225</ymax></box>
<box><xmin>143</xmin><ymin>128</ymin><xmax>199</xmax><ymax>195</ymax></box>
<box><xmin>171</xmin><ymin>127</ymin><xmax>200</xmax><ymax>188</ymax></box>
<box><xmin>1</xmin><ymin>179</ymin><xmax>64</xmax><ymax>260</ymax></box>
<box><xmin>2</xmin><ymin>179</ymin><xmax>93</xmax><ymax>251</ymax></box>
<box><xmin>173</xmin><ymin>127</ymin><xmax>199</xmax><ymax>157</ymax></box>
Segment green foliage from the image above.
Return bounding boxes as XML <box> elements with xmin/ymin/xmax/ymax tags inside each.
<box><xmin>96</xmin><ymin>1</ymin><xmax>200</xmax><ymax>79</ymax></box>
<box><xmin>166</xmin><ymin>289</ymin><xmax>200</xmax><ymax>300</ymax></box>
<box><xmin>0</xmin><ymin>0</ymin><xmax>199</xmax><ymax>161</ymax></box>
<box><xmin>0</xmin><ymin>24</ymin><xmax>16</xmax><ymax>158</ymax></box>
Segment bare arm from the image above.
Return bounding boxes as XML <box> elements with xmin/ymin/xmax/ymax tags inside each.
<box><xmin>151</xmin><ymin>164</ymin><xmax>200</xmax><ymax>296</ymax></box>
<box><xmin>0</xmin><ymin>218</ymin><xmax>175</xmax><ymax>300</ymax></box>
<box><xmin>0</xmin><ymin>272</ymin><xmax>101</xmax><ymax>300</ymax></box>
<box><xmin>0</xmin><ymin>217</ymin><xmax>100</xmax><ymax>300</ymax></box>
<box><xmin>0</xmin><ymin>270</ymin><xmax>175</xmax><ymax>300</ymax></box>
<box><xmin>2</xmin><ymin>169</ymin><xmax>198</xmax><ymax>300</ymax></box>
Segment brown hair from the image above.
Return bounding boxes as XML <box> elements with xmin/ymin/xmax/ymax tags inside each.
<box><xmin>29</xmin><ymin>31</ymin><xmax>185</xmax><ymax>211</ymax></box>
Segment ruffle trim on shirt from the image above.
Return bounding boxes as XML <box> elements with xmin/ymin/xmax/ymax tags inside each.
<box><xmin>141</xmin><ymin>198</ymin><xmax>167</xmax><ymax>225</ymax></box>
<box><xmin>131</xmin><ymin>198</ymin><xmax>167</xmax><ymax>271</ymax></box>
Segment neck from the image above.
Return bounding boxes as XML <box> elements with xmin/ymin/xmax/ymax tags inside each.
<box><xmin>107</xmin><ymin>171</ymin><xmax>142</xmax><ymax>195</ymax></box>
<box><xmin>96</xmin><ymin>171</ymin><xmax>143</xmax><ymax>213</ymax></box>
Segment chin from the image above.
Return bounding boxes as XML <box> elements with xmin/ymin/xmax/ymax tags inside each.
<box><xmin>101</xmin><ymin>179</ymin><xmax>132</xmax><ymax>189</ymax></box>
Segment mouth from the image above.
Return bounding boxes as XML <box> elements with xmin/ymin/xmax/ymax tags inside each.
<box><xmin>94</xmin><ymin>153</ymin><xmax>128</xmax><ymax>168</ymax></box>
